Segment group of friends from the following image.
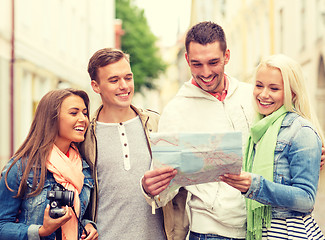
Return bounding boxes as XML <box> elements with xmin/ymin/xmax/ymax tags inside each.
<box><xmin>0</xmin><ymin>21</ymin><xmax>324</xmax><ymax>240</ymax></box>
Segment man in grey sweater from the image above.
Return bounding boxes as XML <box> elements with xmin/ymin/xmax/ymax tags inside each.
<box><xmin>80</xmin><ymin>48</ymin><xmax>169</xmax><ymax>239</ymax></box>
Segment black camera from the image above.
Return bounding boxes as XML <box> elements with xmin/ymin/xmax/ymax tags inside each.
<box><xmin>47</xmin><ymin>183</ymin><xmax>74</xmax><ymax>219</ymax></box>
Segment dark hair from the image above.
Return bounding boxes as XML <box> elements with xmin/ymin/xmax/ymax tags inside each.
<box><xmin>87</xmin><ymin>48</ymin><xmax>130</xmax><ymax>82</ymax></box>
<box><xmin>5</xmin><ymin>88</ymin><xmax>89</xmax><ymax>198</ymax></box>
<box><xmin>185</xmin><ymin>21</ymin><xmax>227</xmax><ymax>54</ymax></box>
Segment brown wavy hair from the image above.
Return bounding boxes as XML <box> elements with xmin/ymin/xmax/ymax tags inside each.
<box><xmin>4</xmin><ymin>88</ymin><xmax>89</xmax><ymax>198</ymax></box>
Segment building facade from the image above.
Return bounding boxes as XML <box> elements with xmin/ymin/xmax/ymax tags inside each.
<box><xmin>0</xmin><ymin>0</ymin><xmax>115</xmax><ymax>169</ymax></box>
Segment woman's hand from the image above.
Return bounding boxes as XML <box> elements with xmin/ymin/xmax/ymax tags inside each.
<box><xmin>81</xmin><ymin>223</ymin><xmax>98</xmax><ymax>239</ymax></box>
<box><xmin>220</xmin><ymin>172</ymin><xmax>252</xmax><ymax>193</ymax></box>
<box><xmin>38</xmin><ymin>205</ymin><xmax>73</xmax><ymax>237</ymax></box>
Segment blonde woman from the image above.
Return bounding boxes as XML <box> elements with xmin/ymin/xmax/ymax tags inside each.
<box><xmin>221</xmin><ymin>54</ymin><xmax>325</xmax><ymax>239</ymax></box>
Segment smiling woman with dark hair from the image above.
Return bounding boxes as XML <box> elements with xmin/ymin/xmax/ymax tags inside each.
<box><xmin>0</xmin><ymin>88</ymin><xmax>98</xmax><ymax>240</ymax></box>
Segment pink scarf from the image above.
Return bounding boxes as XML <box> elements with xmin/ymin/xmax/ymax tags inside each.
<box><xmin>47</xmin><ymin>144</ymin><xmax>84</xmax><ymax>240</ymax></box>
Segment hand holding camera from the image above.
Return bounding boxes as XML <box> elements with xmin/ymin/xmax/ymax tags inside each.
<box><xmin>38</xmin><ymin>203</ymin><xmax>73</xmax><ymax>238</ymax></box>
<box><xmin>47</xmin><ymin>183</ymin><xmax>74</xmax><ymax>219</ymax></box>
<box><xmin>37</xmin><ymin>183</ymin><xmax>74</xmax><ymax>238</ymax></box>
<box><xmin>44</xmin><ymin>183</ymin><xmax>90</xmax><ymax>239</ymax></box>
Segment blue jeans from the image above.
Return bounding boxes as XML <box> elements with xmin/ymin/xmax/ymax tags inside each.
<box><xmin>189</xmin><ymin>231</ymin><xmax>245</xmax><ymax>240</ymax></box>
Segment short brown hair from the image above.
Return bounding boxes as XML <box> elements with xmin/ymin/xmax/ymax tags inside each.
<box><xmin>87</xmin><ymin>48</ymin><xmax>130</xmax><ymax>82</ymax></box>
<box><xmin>185</xmin><ymin>21</ymin><xmax>227</xmax><ymax>54</ymax></box>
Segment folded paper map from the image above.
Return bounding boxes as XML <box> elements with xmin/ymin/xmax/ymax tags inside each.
<box><xmin>150</xmin><ymin>132</ymin><xmax>242</xmax><ymax>192</ymax></box>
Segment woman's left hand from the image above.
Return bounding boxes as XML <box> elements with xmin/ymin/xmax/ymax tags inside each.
<box><xmin>219</xmin><ymin>172</ymin><xmax>252</xmax><ymax>193</ymax></box>
<box><xmin>80</xmin><ymin>223</ymin><xmax>98</xmax><ymax>240</ymax></box>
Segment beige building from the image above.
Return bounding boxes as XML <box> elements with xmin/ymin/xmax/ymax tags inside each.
<box><xmin>0</xmin><ymin>0</ymin><xmax>115</xmax><ymax>169</ymax></box>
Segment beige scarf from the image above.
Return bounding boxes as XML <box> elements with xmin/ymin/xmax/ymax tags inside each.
<box><xmin>47</xmin><ymin>144</ymin><xmax>84</xmax><ymax>240</ymax></box>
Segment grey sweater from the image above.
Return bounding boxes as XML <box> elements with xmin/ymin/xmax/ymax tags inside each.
<box><xmin>95</xmin><ymin>116</ymin><xmax>165</xmax><ymax>239</ymax></box>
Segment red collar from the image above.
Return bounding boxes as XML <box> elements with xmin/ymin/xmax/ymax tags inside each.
<box><xmin>191</xmin><ymin>75</ymin><xmax>229</xmax><ymax>101</ymax></box>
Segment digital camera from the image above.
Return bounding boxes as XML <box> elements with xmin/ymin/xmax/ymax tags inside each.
<box><xmin>46</xmin><ymin>183</ymin><xmax>74</xmax><ymax>219</ymax></box>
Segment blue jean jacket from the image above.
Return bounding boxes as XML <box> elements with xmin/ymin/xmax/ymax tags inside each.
<box><xmin>245</xmin><ymin>112</ymin><xmax>322</xmax><ymax>218</ymax></box>
<box><xmin>0</xmin><ymin>158</ymin><xmax>94</xmax><ymax>240</ymax></box>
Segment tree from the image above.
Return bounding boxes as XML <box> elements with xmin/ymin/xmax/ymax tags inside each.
<box><xmin>116</xmin><ymin>0</ymin><xmax>166</xmax><ymax>92</ymax></box>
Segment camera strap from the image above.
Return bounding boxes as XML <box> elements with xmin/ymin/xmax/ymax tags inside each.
<box><xmin>55</xmin><ymin>207</ymin><xmax>89</xmax><ymax>240</ymax></box>
<box><xmin>72</xmin><ymin>206</ymin><xmax>89</xmax><ymax>238</ymax></box>
<box><xmin>55</xmin><ymin>227</ymin><xmax>62</xmax><ymax>240</ymax></box>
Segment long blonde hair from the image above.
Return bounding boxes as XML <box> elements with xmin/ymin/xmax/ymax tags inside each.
<box><xmin>254</xmin><ymin>54</ymin><xmax>324</xmax><ymax>142</ymax></box>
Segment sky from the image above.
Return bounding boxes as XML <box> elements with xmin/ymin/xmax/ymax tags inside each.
<box><xmin>134</xmin><ymin>0</ymin><xmax>192</xmax><ymax>47</ymax></box>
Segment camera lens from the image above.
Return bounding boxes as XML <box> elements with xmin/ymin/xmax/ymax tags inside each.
<box><xmin>62</xmin><ymin>191</ymin><xmax>74</xmax><ymax>207</ymax></box>
<box><xmin>46</xmin><ymin>183</ymin><xmax>75</xmax><ymax>219</ymax></box>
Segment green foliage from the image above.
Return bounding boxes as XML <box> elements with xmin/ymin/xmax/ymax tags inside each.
<box><xmin>116</xmin><ymin>0</ymin><xmax>167</xmax><ymax>92</ymax></box>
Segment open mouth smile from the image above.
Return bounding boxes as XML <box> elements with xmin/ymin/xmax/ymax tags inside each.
<box><xmin>258</xmin><ymin>99</ymin><xmax>274</xmax><ymax>106</ymax></box>
<box><xmin>200</xmin><ymin>75</ymin><xmax>217</xmax><ymax>84</ymax></box>
<box><xmin>117</xmin><ymin>92</ymin><xmax>129</xmax><ymax>97</ymax></box>
<box><xmin>74</xmin><ymin>126</ymin><xmax>85</xmax><ymax>132</ymax></box>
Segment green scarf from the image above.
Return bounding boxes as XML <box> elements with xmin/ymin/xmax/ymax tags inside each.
<box><xmin>243</xmin><ymin>106</ymin><xmax>287</xmax><ymax>240</ymax></box>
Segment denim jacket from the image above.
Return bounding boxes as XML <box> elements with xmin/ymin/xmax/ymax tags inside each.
<box><xmin>0</xmin><ymin>158</ymin><xmax>94</xmax><ymax>240</ymax></box>
<box><xmin>245</xmin><ymin>112</ymin><xmax>322</xmax><ymax>218</ymax></box>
